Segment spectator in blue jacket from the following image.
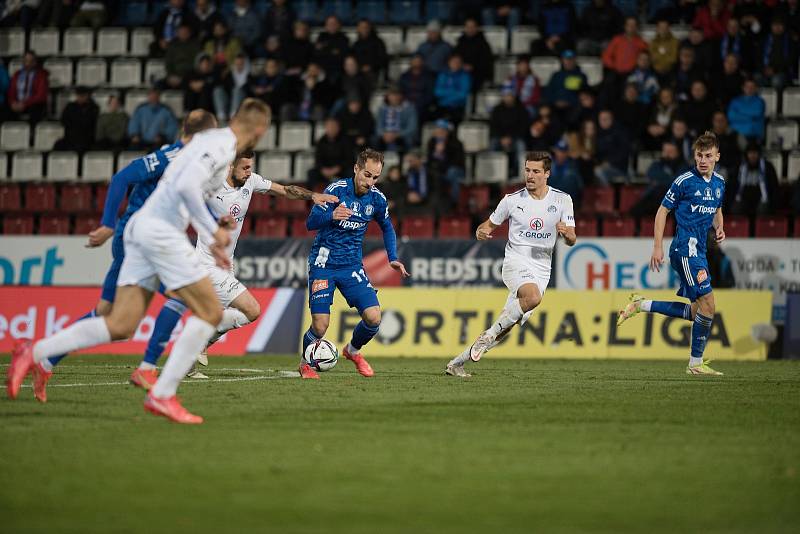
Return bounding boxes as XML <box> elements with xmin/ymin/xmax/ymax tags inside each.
<box><xmin>727</xmin><ymin>78</ymin><xmax>766</xmax><ymax>142</ymax></box>
<box><xmin>127</xmin><ymin>89</ymin><xmax>179</xmax><ymax>150</ymax></box>
<box><xmin>417</xmin><ymin>20</ymin><xmax>453</xmax><ymax>73</ymax></box>
<box><xmin>375</xmin><ymin>86</ymin><xmax>419</xmax><ymax>152</ymax></box>
<box><xmin>434</xmin><ymin>54</ymin><xmax>471</xmax><ymax>124</ymax></box>
<box><xmin>546</xmin><ymin>50</ymin><xmax>587</xmax><ymax>119</ymax></box>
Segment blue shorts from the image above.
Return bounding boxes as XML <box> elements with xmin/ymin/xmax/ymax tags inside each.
<box><xmin>308</xmin><ymin>265</ymin><xmax>379</xmax><ymax>315</ymax></box>
<box><xmin>670</xmin><ymin>252</ymin><xmax>712</xmax><ymax>302</ymax></box>
<box><xmin>100</xmin><ymin>234</ymin><xmax>126</xmax><ymax>303</ymax></box>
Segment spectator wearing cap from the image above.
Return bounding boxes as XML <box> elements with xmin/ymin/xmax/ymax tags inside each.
<box><xmin>731</xmin><ymin>143</ymin><xmax>779</xmax><ymax>216</ymax></box>
<box><xmin>626</xmin><ymin>51</ymin><xmax>660</xmax><ymax>105</ymax></box>
<box><xmin>727</xmin><ymin>78</ymin><xmax>766</xmax><ymax>143</ymax></box>
<box><xmin>649</xmin><ymin>19</ymin><xmax>680</xmax><ymax>80</ymax></box>
<box><xmin>315</xmin><ymin>15</ymin><xmax>350</xmax><ymax>83</ymax></box>
<box><xmin>545</xmin><ymin>50</ymin><xmax>587</xmax><ymax>117</ymax></box>
<box><xmin>150</xmin><ymin>0</ymin><xmax>199</xmax><ymax>58</ymax></box>
<box><xmin>433</xmin><ymin>54</ymin><xmax>471</xmax><ymax>125</ymax></box>
<box><xmin>308</xmin><ymin>117</ymin><xmax>354</xmax><ymax>190</ymax></box>
<box><xmin>426</xmin><ymin>119</ymin><xmax>466</xmax><ymax>206</ymax></box>
<box><xmin>506</xmin><ymin>56</ymin><xmax>541</xmax><ymax>116</ymax></box>
<box><xmin>594</xmin><ymin>109</ymin><xmax>630</xmax><ymax>185</ymax></box>
<box><xmin>163</xmin><ymin>23</ymin><xmax>202</xmax><ymax>90</ymax></box>
<box><xmin>454</xmin><ymin>17</ymin><xmax>495</xmax><ymax>91</ymax></box>
<box><xmin>758</xmin><ymin>17</ymin><xmax>799</xmax><ymax>90</ymax></box>
<box><xmin>631</xmin><ymin>139</ymin><xmax>688</xmax><ymax>218</ymax></box>
<box><xmin>127</xmin><ymin>89</ymin><xmax>179</xmax><ymax>151</ymax></box>
<box><xmin>577</xmin><ymin>0</ymin><xmax>623</xmax><ymax>56</ymax></box>
<box><xmin>490</xmin><ymin>83</ymin><xmax>529</xmax><ymax>173</ymax></box>
<box><xmin>53</xmin><ymin>86</ymin><xmax>98</xmax><ymax>153</ymax></box>
<box><xmin>375</xmin><ymin>86</ymin><xmax>418</xmax><ymax>152</ymax></box>
<box><xmin>550</xmin><ymin>139</ymin><xmax>584</xmax><ymax>207</ymax></box>
<box><xmin>95</xmin><ymin>94</ymin><xmax>129</xmax><ymax>151</ymax></box>
<box><xmin>335</xmin><ymin>94</ymin><xmax>375</xmax><ymax>151</ymax></box>
<box><xmin>352</xmin><ymin>19</ymin><xmax>389</xmax><ymax>85</ymax></box>
<box><xmin>7</xmin><ymin>50</ymin><xmax>48</xmax><ymax>124</ymax></box>
<box><xmin>417</xmin><ymin>20</ymin><xmax>453</xmax><ymax>74</ymax></box>
<box><xmin>692</xmin><ymin>0</ymin><xmax>731</xmax><ymax>42</ymax></box>
<box><xmin>228</xmin><ymin>0</ymin><xmax>262</xmax><ymax>53</ymax></box>
<box><xmin>602</xmin><ymin>17</ymin><xmax>649</xmax><ymax>92</ymax></box>
<box><xmin>399</xmin><ymin>53</ymin><xmax>437</xmax><ymax>123</ymax></box>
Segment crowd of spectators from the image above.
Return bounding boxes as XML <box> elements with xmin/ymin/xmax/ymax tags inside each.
<box><xmin>2</xmin><ymin>0</ymin><xmax>800</xmax><ymax>218</ymax></box>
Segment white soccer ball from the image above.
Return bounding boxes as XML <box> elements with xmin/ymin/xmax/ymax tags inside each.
<box><xmin>303</xmin><ymin>339</ymin><xmax>339</xmax><ymax>372</ymax></box>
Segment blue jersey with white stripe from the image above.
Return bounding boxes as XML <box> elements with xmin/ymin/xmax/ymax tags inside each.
<box><xmin>661</xmin><ymin>167</ymin><xmax>725</xmax><ymax>259</ymax></box>
<box><xmin>307</xmin><ymin>178</ymin><xmax>398</xmax><ymax>269</ymax></box>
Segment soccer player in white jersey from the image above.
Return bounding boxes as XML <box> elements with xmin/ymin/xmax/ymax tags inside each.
<box><xmin>129</xmin><ymin>150</ymin><xmax>338</xmax><ymax>387</ymax></box>
<box><xmin>7</xmin><ymin>99</ymin><xmax>271</xmax><ymax>424</ymax></box>
<box><xmin>446</xmin><ymin>151</ymin><xmax>577</xmax><ymax>377</ymax></box>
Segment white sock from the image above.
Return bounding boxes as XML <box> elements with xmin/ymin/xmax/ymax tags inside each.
<box><xmin>39</xmin><ymin>359</ymin><xmax>53</xmax><ymax>372</ymax></box>
<box><xmin>489</xmin><ymin>299</ymin><xmax>524</xmax><ymax>336</ymax></box>
<box><xmin>32</xmin><ymin>318</ymin><xmax>111</xmax><ymax>363</ymax></box>
<box><xmin>641</xmin><ymin>300</ymin><xmax>653</xmax><ymax>312</ymax></box>
<box><xmin>449</xmin><ymin>347</ymin><xmax>471</xmax><ymax>367</ymax></box>
<box><xmin>151</xmin><ymin>316</ymin><xmax>216</xmax><ymax>398</ymax></box>
<box><xmin>138</xmin><ymin>362</ymin><xmax>157</xmax><ymax>371</ymax></box>
<box><xmin>208</xmin><ymin>308</ymin><xmax>251</xmax><ymax>346</ymax></box>
<box><xmin>689</xmin><ymin>356</ymin><xmax>703</xmax><ymax>367</ymax></box>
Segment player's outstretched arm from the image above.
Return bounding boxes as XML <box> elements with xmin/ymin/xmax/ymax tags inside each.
<box><xmin>714</xmin><ymin>208</ymin><xmax>725</xmax><ymax>243</ymax></box>
<box><xmin>475</xmin><ymin>219</ymin><xmax>498</xmax><ymax>241</ymax></box>
<box><xmin>650</xmin><ymin>205</ymin><xmax>670</xmax><ymax>272</ymax></box>
<box><xmin>268</xmin><ymin>183</ymin><xmax>339</xmax><ymax>207</ymax></box>
<box><xmin>87</xmin><ymin>160</ymin><xmax>151</xmax><ymax>247</ymax></box>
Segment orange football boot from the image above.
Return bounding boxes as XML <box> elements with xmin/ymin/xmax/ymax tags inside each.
<box><xmin>143</xmin><ymin>393</ymin><xmax>203</xmax><ymax>424</ymax></box>
<box><xmin>299</xmin><ymin>362</ymin><xmax>320</xmax><ymax>379</ymax></box>
<box><xmin>130</xmin><ymin>368</ymin><xmax>158</xmax><ymax>390</ymax></box>
<box><xmin>6</xmin><ymin>339</ymin><xmax>35</xmax><ymax>400</ymax></box>
<box><xmin>31</xmin><ymin>362</ymin><xmax>53</xmax><ymax>403</ymax></box>
<box><xmin>343</xmin><ymin>345</ymin><xmax>374</xmax><ymax>377</ymax></box>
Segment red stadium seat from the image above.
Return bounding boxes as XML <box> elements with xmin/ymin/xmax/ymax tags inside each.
<box><xmin>493</xmin><ymin>220</ymin><xmax>509</xmax><ymax>240</ymax></box>
<box><xmin>639</xmin><ymin>216</ymin><xmax>675</xmax><ymax>237</ymax></box>
<box><xmin>365</xmin><ymin>216</ymin><xmax>399</xmax><ymax>238</ymax></box>
<box><xmin>438</xmin><ymin>216</ymin><xmax>471</xmax><ymax>238</ymax></box>
<box><xmin>458</xmin><ymin>185</ymin><xmax>490</xmax><ymax>215</ymax></box>
<box><xmin>2</xmin><ymin>214</ymin><xmax>35</xmax><ymax>234</ymax></box>
<box><xmin>249</xmin><ymin>193</ymin><xmax>272</xmax><ymax>215</ymax></box>
<box><xmin>95</xmin><ymin>183</ymin><xmax>108</xmax><ymax>211</ymax></box>
<box><xmin>601</xmin><ymin>216</ymin><xmax>636</xmax><ymax>237</ymax></box>
<box><xmin>0</xmin><ymin>184</ymin><xmax>21</xmax><ymax>212</ymax></box>
<box><xmin>254</xmin><ymin>216</ymin><xmax>288</xmax><ymax>237</ymax></box>
<box><xmin>38</xmin><ymin>214</ymin><xmax>71</xmax><ymax>235</ymax></box>
<box><xmin>274</xmin><ymin>195</ymin><xmax>310</xmax><ymax>216</ymax></box>
<box><xmin>575</xmin><ymin>217</ymin><xmax>598</xmax><ymax>237</ymax></box>
<box><xmin>725</xmin><ymin>216</ymin><xmax>750</xmax><ymax>238</ymax></box>
<box><xmin>73</xmin><ymin>213</ymin><xmax>102</xmax><ymax>235</ymax></box>
<box><xmin>23</xmin><ymin>183</ymin><xmax>56</xmax><ymax>211</ymax></box>
<box><xmin>755</xmin><ymin>216</ymin><xmax>788</xmax><ymax>237</ymax></box>
<box><xmin>400</xmin><ymin>215</ymin><xmax>434</xmax><ymax>238</ymax></box>
<box><xmin>582</xmin><ymin>186</ymin><xmax>615</xmax><ymax>214</ymax></box>
<box><xmin>618</xmin><ymin>185</ymin><xmax>645</xmax><ymax>213</ymax></box>
<box><xmin>795</xmin><ymin>217</ymin><xmax>800</xmax><ymax>237</ymax></box>
<box><xmin>59</xmin><ymin>184</ymin><xmax>93</xmax><ymax>213</ymax></box>
<box><xmin>291</xmin><ymin>217</ymin><xmax>314</xmax><ymax>238</ymax></box>
<box><xmin>238</xmin><ymin>217</ymin><xmax>253</xmax><ymax>238</ymax></box>
<box><xmin>502</xmin><ymin>182</ymin><xmax>525</xmax><ymax>197</ymax></box>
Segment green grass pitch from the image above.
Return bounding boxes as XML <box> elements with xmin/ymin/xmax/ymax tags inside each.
<box><xmin>1</xmin><ymin>355</ymin><xmax>799</xmax><ymax>533</ymax></box>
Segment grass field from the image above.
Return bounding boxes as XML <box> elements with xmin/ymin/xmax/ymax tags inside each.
<box><xmin>1</xmin><ymin>355</ymin><xmax>799</xmax><ymax>533</ymax></box>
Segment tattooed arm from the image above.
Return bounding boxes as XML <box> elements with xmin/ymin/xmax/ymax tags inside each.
<box><xmin>269</xmin><ymin>183</ymin><xmax>338</xmax><ymax>207</ymax></box>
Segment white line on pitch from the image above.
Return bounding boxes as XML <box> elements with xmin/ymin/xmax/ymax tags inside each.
<box><xmin>19</xmin><ymin>372</ymin><xmax>300</xmax><ymax>389</ymax></box>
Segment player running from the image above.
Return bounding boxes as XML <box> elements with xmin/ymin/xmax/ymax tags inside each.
<box><xmin>446</xmin><ymin>151</ymin><xmax>577</xmax><ymax>377</ymax></box>
<box><xmin>617</xmin><ymin>131</ymin><xmax>726</xmax><ymax>376</ymax></box>
<box><xmin>8</xmin><ymin>99</ymin><xmax>271</xmax><ymax>423</ymax></box>
<box><xmin>129</xmin><ymin>150</ymin><xmax>338</xmax><ymax>389</ymax></box>
<box><xmin>28</xmin><ymin>110</ymin><xmax>217</xmax><ymax>398</ymax></box>
<box><xmin>299</xmin><ymin>148</ymin><xmax>410</xmax><ymax>379</ymax></box>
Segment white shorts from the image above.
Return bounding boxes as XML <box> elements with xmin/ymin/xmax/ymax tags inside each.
<box><xmin>207</xmin><ymin>266</ymin><xmax>247</xmax><ymax>307</ymax></box>
<box><xmin>501</xmin><ymin>255</ymin><xmax>551</xmax><ymax>297</ymax></box>
<box><xmin>117</xmin><ymin>213</ymin><xmax>207</xmax><ymax>292</ymax></box>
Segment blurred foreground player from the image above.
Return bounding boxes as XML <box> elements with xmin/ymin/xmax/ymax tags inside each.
<box><xmin>446</xmin><ymin>152</ymin><xmax>577</xmax><ymax>377</ymax></box>
<box><xmin>8</xmin><ymin>99</ymin><xmax>271</xmax><ymax>423</ymax></box>
<box><xmin>617</xmin><ymin>131</ymin><xmax>726</xmax><ymax>376</ymax></box>
<box><xmin>300</xmin><ymin>149</ymin><xmax>410</xmax><ymax>379</ymax></box>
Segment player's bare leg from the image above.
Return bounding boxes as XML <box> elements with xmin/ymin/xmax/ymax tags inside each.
<box><xmin>342</xmin><ymin>306</ymin><xmax>379</xmax><ymax>377</ymax></box>
<box><xmin>299</xmin><ymin>313</ymin><xmax>330</xmax><ymax>379</ymax></box>
<box><xmin>195</xmin><ymin>290</ymin><xmax>260</xmax><ymax>369</ymax></box>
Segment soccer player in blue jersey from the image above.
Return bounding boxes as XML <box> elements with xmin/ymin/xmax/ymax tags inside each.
<box><xmin>299</xmin><ymin>148</ymin><xmax>410</xmax><ymax>379</ymax></box>
<box><xmin>617</xmin><ymin>131</ymin><xmax>727</xmax><ymax>376</ymax></box>
<box><xmin>27</xmin><ymin>110</ymin><xmax>217</xmax><ymax>400</ymax></box>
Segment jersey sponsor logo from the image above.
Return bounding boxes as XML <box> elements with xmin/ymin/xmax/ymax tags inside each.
<box><xmin>311</xmin><ymin>279</ymin><xmax>329</xmax><ymax>293</ymax></box>
<box><xmin>690</xmin><ymin>204</ymin><xmax>717</xmax><ymax>214</ymax></box>
<box><xmin>547</xmin><ymin>205</ymin><xmax>557</xmax><ymax>213</ymax></box>
<box><xmin>143</xmin><ymin>153</ymin><xmax>160</xmax><ymax>173</ymax></box>
<box><xmin>530</xmin><ymin>218</ymin><xmax>544</xmax><ymax>231</ymax></box>
<box><xmin>230</xmin><ymin>204</ymin><xmax>242</xmax><ymax>217</ymax></box>
<box><xmin>339</xmin><ymin>220</ymin><xmax>366</xmax><ymax>230</ymax></box>
<box><xmin>665</xmin><ymin>190</ymin><xmax>676</xmax><ymax>202</ymax></box>
<box><xmin>364</xmin><ymin>204</ymin><xmax>374</xmax><ymax>216</ymax></box>
<box><xmin>697</xmin><ymin>269</ymin><xmax>708</xmax><ymax>283</ymax></box>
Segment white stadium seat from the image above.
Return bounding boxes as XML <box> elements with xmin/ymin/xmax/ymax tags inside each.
<box><xmin>34</xmin><ymin>122</ymin><xmax>64</xmax><ymax>151</ymax></box>
<box><xmin>0</xmin><ymin>28</ymin><xmax>25</xmax><ymax>57</ymax></box>
<box><xmin>91</xmin><ymin>88</ymin><xmax>120</xmax><ymax>113</ymax></box>
<box><xmin>383</xmin><ymin>151</ymin><xmax>400</xmax><ymax>170</ymax></box>
<box><xmin>473</xmin><ymin>89</ymin><xmax>502</xmax><ymax>119</ymax></box>
<box><xmin>404</xmin><ymin>26</ymin><xmax>427</xmax><ymax>54</ymax></box>
<box><xmin>11</xmin><ymin>151</ymin><xmax>43</xmax><ymax>182</ymax></box>
<box><xmin>530</xmin><ymin>57</ymin><xmax>560</xmax><ymax>86</ymax></box>
<box><xmin>474</xmin><ymin>151</ymin><xmax>509</xmax><ymax>183</ymax></box>
<box><xmin>161</xmin><ymin>90</ymin><xmax>184</xmax><ymax>117</ymax></box>
<box><xmin>510</xmin><ymin>26</ymin><xmax>540</xmax><ymax>55</ymax></box>
<box><xmin>0</xmin><ymin>152</ymin><xmax>8</xmax><ymax>179</ymax></box>
<box><xmin>369</xmin><ymin>90</ymin><xmax>387</xmax><ymax>117</ymax></box>
<box><xmin>62</xmin><ymin>28</ymin><xmax>94</xmax><ymax>56</ymax></box>
<box><xmin>761</xmin><ymin>87</ymin><xmax>778</xmax><ymax>118</ymax></box>
<box><xmin>76</xmin><ymin>58</ymin><xmax>108</xmax><ymax>86</ymax></box>
<box><xmin>636</xmin><ymin>151</ymin><xmax>658</xmax><ymax>175</ymax></box>
<box><xmin>578</xmin><ymin>56</ymin><xmax>603</xmax><ymax>87</ymax></box>
<box><xmin>110</xmin><ymin>58</ymin><xmax>142</xmax><ymax>87</ymax></box>
<box><xmin>130</xmin><ymin>27</ymin><xmax>154</xmax><ymax>57</ymax></box>
<box><xmin>313</xmin><ymin>120</ymin><xmax>326</xmax><ymax>142</ymax></box>
<box><xmin>1</xmin><ymin>121</ymin><xmax>30</xmax><ymax>151</ymax></box>
<box><xmin>765</xmin><ymin>150</ymin><xmax>784</xmax><ymax>181</ymax></box>
<box><xmin>278</xmin><ymin>122</ymin><xmax>312</xmax><ymax>151</ymax></box>
<box><xmin>55</xmin><ymin>90</ymin><xmax>72</xmax><ymax>118</ymax></box>
<box><xmin>123</xmin><ymin>89</ymin><xmax>149</xmax><ymax>116</ymax></box>
<box><xmin>96</xmin><ymin>28</ymin><xmax>129</xmax><ymax>57</ymax></box>
<box><xmin>144</xmin><ymin>59</ymin><xmax>165</xmax><ymax>85</ymax></box>
<box><xmin>442</xmin><ymin>27</ymin><xmax>461</xmax><ymax>46</ymax></box>
<box><xmin>258</xmin><ymin>151</ymin><xmax>292</xmax><ymax>182</ymax></box>
<box><xmin>788</xmin><ymin>151</ymin><xmax>800</xmax><ymax>182</ymax></box>
<box><xmin>420</xmin><ymin>122</ymin><xmax>438</xmax><ymax>150</ymax></box>
<box><xmin>766</xmin><ymin>120</ymin><xmax>800</xmax><ymax>149</ymax></box>
<box><xmin>29</xmin><ymin>28</ymin><xmax>60</xmax><ymax>56</ymax></box>
<box><xmin>388</xmin><ymin>58</ymin><xmax>410</xmax><ymax>81</ymax></box>
<box><xmin>46</xmin><ymin>151</ymin><xmax>79</xmax><ymax>181</ymax></box>
<box><xmin>293</xmin><ymin>151</ymin><xmax>315</xmax><ymax>182</ymax></box>
<box><xmin>117</xmin><ymin>151</ymin><xmax>145</xmax><ymax>172</ymax></box>
<box><xmin>457</xmin><ymin>122</ymin><xmax>490</xmax><ymax>153</ymax></box>
<box><xmin>493</xmin><ymin>56</ymin><xmax>516</xmax><ymax>85</ymax></box>
<box><xmin>483</xmin><ymin>26</ymin><xmax>507</xmax><ymax>55</ymax></box>
<box><xmin>782</xmin><ymin>87</ymin><xmax>800</xmax><ymax>117</ymax></box>
<box><xmin>43</xmin><ymin>58</ymin><xmax>73</xmax><ymax>88</ymax></box>
<box><xmin>377</xmin><ymin>27</ymin><xmax>403</xmax><ymax>55</ymax></box>
<box><xmin>82</xmin><ymin>151</ymin><xmax>115</xmax><ymax>181</ymax></box>
<box><xmin>254</xmin><ymin>124</ymin><xmax>277</xmax><ymax>151</ymax></box>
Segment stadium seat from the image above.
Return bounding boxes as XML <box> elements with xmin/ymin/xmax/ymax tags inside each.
<box><xmin>279</xmin><ymin>122</ymin><xmax>313</xmax><ymax>151</ymax></box>
<box><xmin>123</xmin><ymin>89</ymin><xmax>149</xmax><ymax>116</ymax></box>
<box><xmin>46</xmin><ymin>151</ymin><xmax>79</xmax><ymax>182</ymax></box>
<box><xmin>618</xmin><ymin>185</ymin><xmax>645</xmax><ymax>213</ymax></box>
<box><xmin>0</xmin><ymin>28</ymin><xmax>25</xmax><ymax>57</ymax></box>
<box><xmin>530</xmin><ymin>57</ymin><xmax>560</xmax><ymax>86</ymax></box>
<box><xmin>76</xmin><ymin>58</ymin><xmax>108</xmax><ymax>86</ymax></box>
<box><xmin>438</xmin><ymin>216</ymin><xmax>471</xmax><ymax>238</ymax></box>
<box><xmin>483</xmin><ymin>26</ymin><xmax>507</xmax><ymax>55</ymax></box>
<box><xmin>766</xmin><ymin>120</ymin><xmax>799</xmax><ymax>149</ymax></box>
<box><xmin>755</xmin><ymin>216</ymin><xmax>789</xmax><ymax>237</ymax></box>
<box><xmin>635</xmin><ymin>151</ymin><xmax>659</xmax><ymax>176</ymax></box>
<box><xmin>493</xmin><ymin>57</ymin><xmax>516</xmax><ymax>85</ymax></box>
<box><xmin>144</xmin><ymin>59</ymin><xmax>166</xmax><ymax>85</ymax></box>
<box><xmin>11</xmin><ymin>151</ymin><xmax>43</xmax><ymax>181</ymax></box>
<box><xmin>94</xmin><ymin>183</ymin><xmax>109</xmax><ymax>211</ymax></box>
<box><xmin>582</xmin><ymin>186</ymin><xmax>615</xmax><ymax>214</ymax></box>
<box><xmin>404</xmin><ymin>26</ymin><xmax>428</xmax><ymax>54</ymax></box>
<box><xmin>2</xmin><ymin>214</ymin><xmax>35</xmax><ymax>234</ymax></box>
<box><xmin>0</xmin><ymin>184</ymin><xmax>21</xmax><ymax>212</ymax></box>
<box><xmin>457</xmin><ymin>122</ymin><xmax>489</xmax><ymax>153</ymax></box>
<box><xmin>575</xmin><ymin>217</ymin><xmax>598</xmax><ymax>237</ymax></box>
<box><xmin>293</xmin><ymin>151</ymin><xmax>315</xmax><ymax>182</ymax></box>
<box><xmin>248</xmin><ymin>193</ymin><xmax>272</xmax><ymax>215</ymax></box>
<box><xmin>601</xmin><ymin>216</ymin><xmax>636</xmax><ymax>237</ymax></box>
<box><xmin>258</xmin><ymin>151</ymin><xmax>292</xmax><ymax>181</ymax></box>
<box><xmin>0</xmin><ymin>152</ymin><xmax>7</xmax><ymax>179</ymax></box>
<box><xmin>290</xmin><ymin>217</ymin><xmax>314</xmax><ymax>238</ymax></box>
<box><xmin>788</xmin><ymin>151</ymin><xmax>800</xmax><ymax>182</ymax></box>
<box><xmin>639</xmin><ymin>216</ymin><xmax>675</xmax><ymax>237</ymax></box>
<box><xmin>389</xmin><ymin>0</ymin><xmax>422</xmax><ymax>25</ymax></box>
<box><xmin>377</xmin><ymin>26</ymin><xmax>404</xmax><ymax>55</ymax></box>
<box><xmin>458</xmin><ymin>184</ymin><xmax>490</xmax><ymax>214</ymax></box>
<box><xmin>388</xmin><ymin>57</ymin><xmax>411</xmax><ymax>80</ymax></box>
<box><xmin>383</xmin><ymin>151</ymin><xmax>400</xmax><ymax>170</ymax></box>
<box><xmin>110</xmin><ymin>58</ymin><xmax>142</xmax><ymax>87</ymax></box>
<box><xmin>255</xmin><ymin>124</ymin><xmax>278</xmax><ymax>151</ymax></box>
<box><xmin>62</xmin><ymin>28</ymin><xmax>94</xmax><ymax>56</ymax></box>
<box><xmin>474</xmin><ymin>151</ymin><xmax>509</xmax><ymax>183</ymax></box>
<box><xmin>24</xmin><ymin>183</ymin><xmax>56</xmax><ymax>211</ymax></box>
<box><xmin>130</xmin><ymin>27</ymin><xmax>153</xmax><ymax>57</ymax></box>
<box><xmin>274</xmin><ymin>195</ymin><xmax>310</xmax><ymax>216</ymax></box>
<box><xmin>1</xmin><ymin>122</ymin><xmax>30</xmax><ymax>151</ymax></box>
<box><xmin>795</xmin><ymin>217</ymin><xmax>800</xmax><ymax>237</ymax></box>
<box><xmin>765</xmin><ymin>150</ymin><xmax>785</xmax><ymax>181</ymax></box>
<box><xmin>369</xmin><ymin>90</ymin><xmax>387</xmax><ymax>117</ymax></box>
<box><xmin>782</xmin><ymin>87</ymin><xmax>800</xmax><ymax>117</ymax></box>
<box><xmin>116</xmin><ymin>151</ymin><xmax>144</xmax><ymax>172</ymax></box>
<box><xmin>43</xmin><ymin>58</ymin><xmax>74</xmax><ymax>88</ymax></box>
<box><xmin>473</xmin><ymin>89</ymin><xmax>502</xmax><ymax>119</ymax></box>
<box><xmin>577</xmin><ymin>56</ymin><xmax>603</xmax><ymax>87</ymax></box>
<box><xmin>725</xmin><ymin>216</ymin><xmax>750</xmax><ymax>237</ymax></box>
<box><xmin>420</xmin><ymin>122</ymin><xmax>438</xmax><ymax>149</ymax></box>
<box><xmin>761</xmin><ymin>87</ymin><xmax>778</xmax><ymax>117</ymax></box>
<box><xmin>401</xmin><ymin>215</ymin><xmax>434</xmax><ymax>238</ymax></box>
<box><xmin>356</xmin><ymin>1</ymin><xmax>387</xmax><ymax>23</ymax></box>
<box><xmin>59</xmin><ymin>184</ymin><xmax>93</xmax><ymax>213</ymax></box>
<box><xmin>425</xmin><ymin>0</ymin><xmax>454</xmax><ymax>22</ymax></box>
<box><xmin>364</xmin><ymin>219</ymin><xmax>383</xmax><ymax>238</ymax></box>
<box><xmin>81</xmin><ymin>151</ymin><xmax>114</xmax><ymax>182</ymax></box>
<box><xmin>74</xmin><ymin>213</ymin><xmax>102</xmax><ymax>235</ymax></box>
<box><xmin>96</xmin><ymin>28</ymin><xmax>129</xmax><ymax>57</ymax></box>
<box><xmin>510</xmin><ymin>26</ymin><xmax>540</xmax><ymax>54</ymax></box>
<box><xmin>34</xmin><ymin>122</ymin><xmax>65</xmax><ymax>151</ymax></box>
<box><xmin>493</xmin><ymin>220</ymin><xmax>509</xmax><ymax>240</ymax></box>
<box><xmin>161</xmin><ymin>90</ymin><xmax>184</xmax><ymax>117</ymax></box>
<box><xmin>29</xmin><ymin>28</ymin><xmax>60</xmax><ymax>56</ymax></box>
<box><xmin>38</xmin><ymin>214</ymin><xmax>71</xmax><ymax>235</ymax></box>
<box><xmin>254</xmin><ymin>216</ymin><xmax>289</xmax><ymax>238</ymax></box>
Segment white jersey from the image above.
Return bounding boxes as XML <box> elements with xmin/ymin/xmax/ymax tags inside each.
<box><xmin>196</xmin><ymin>172</ymin><xmax>272</xmax><ymax>266</ymax></box>
<box><xmin>490</xmin><ymin>186</ymin><xmax>575</xmax><ymax>266</ymax></box>
<box><xmin>137</xmin><ymin>127</ymin><xmax>237</xmax><ymax>242</ymax></box>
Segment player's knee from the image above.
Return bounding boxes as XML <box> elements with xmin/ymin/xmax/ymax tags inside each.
<box><xmin>363</xmin><ymin>308</ymin><xmax>381</xmax><ymax>326</ymax></box>
<box><xmin>95</xmin><ymin>300</ymin><xmax>112</xmax><ymax>317</ymax></box>
<box><xmin>519</xmin><ymin>295</ymin><xmax>541</xmax><ymax>313</ymax></box>
<box><xmin>106</xmin><ymin>317</ymin><xmax>137</xmax><ymax>341</ymax></box>
<box><xmin>312</xmin><ymin>315</ymin><xmax>330</xmax><ymax>336</ymax></box>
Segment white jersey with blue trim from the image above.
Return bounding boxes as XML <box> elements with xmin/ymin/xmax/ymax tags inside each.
<box><xmin>661</xmin><ymin>168</ymin><xmax>725</xmax><ymax>259</ymax></box>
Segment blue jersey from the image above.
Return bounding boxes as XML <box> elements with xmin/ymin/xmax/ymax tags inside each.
<box><xmin>307</xmin><ymin>178</ymin><xmax>398</xmax><ymax>269</ymax></box>
<box><xmin>101</xmin><ymin>141</ymin><xmax>183</xmax><ymax>238</ymax></box>
<box><xmin>661</xmin><ymin>167</ymin><xmax>725</xmax><ymax>259</ymax></box>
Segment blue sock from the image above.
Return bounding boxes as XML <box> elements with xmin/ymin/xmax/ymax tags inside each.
<box><xmin>350</xmin><ymin>321</ymin><xmax>380</xmax><ymax>351</ymax></box>
<box><xmin>302</xmin><ymin>327</ymin><xmax>321</xmax><ymax>356</ymax></box>
<box><xmin>48</xmin><ymin>309</ymin><xmax>96</xmax><ymax>367</ymax></box>
<box><xmin>691</xmin><ymin>313</ymin><xmax>713</xmax><ymax>359</ymax></box>
<box><xmin>649</xmin><ymin>301</ymin><xmax>692</xmax><ymax>320</ymax></box>
<box><xmin>142</xmin><ymin>299</ymin><xmax>187</xmax><ymax>366</ymax></box>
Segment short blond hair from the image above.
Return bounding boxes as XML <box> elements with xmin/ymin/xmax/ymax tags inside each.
<box><xmin>233</xmin><ymin>98</ymin><xmax>271</xmax><ymax>123</ymax></box>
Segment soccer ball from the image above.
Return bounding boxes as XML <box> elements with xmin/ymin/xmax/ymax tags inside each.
<box><xmin>303</xmin><ymin>339</ymin><xmax>339</xmax><ymax>372</ymax></box>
